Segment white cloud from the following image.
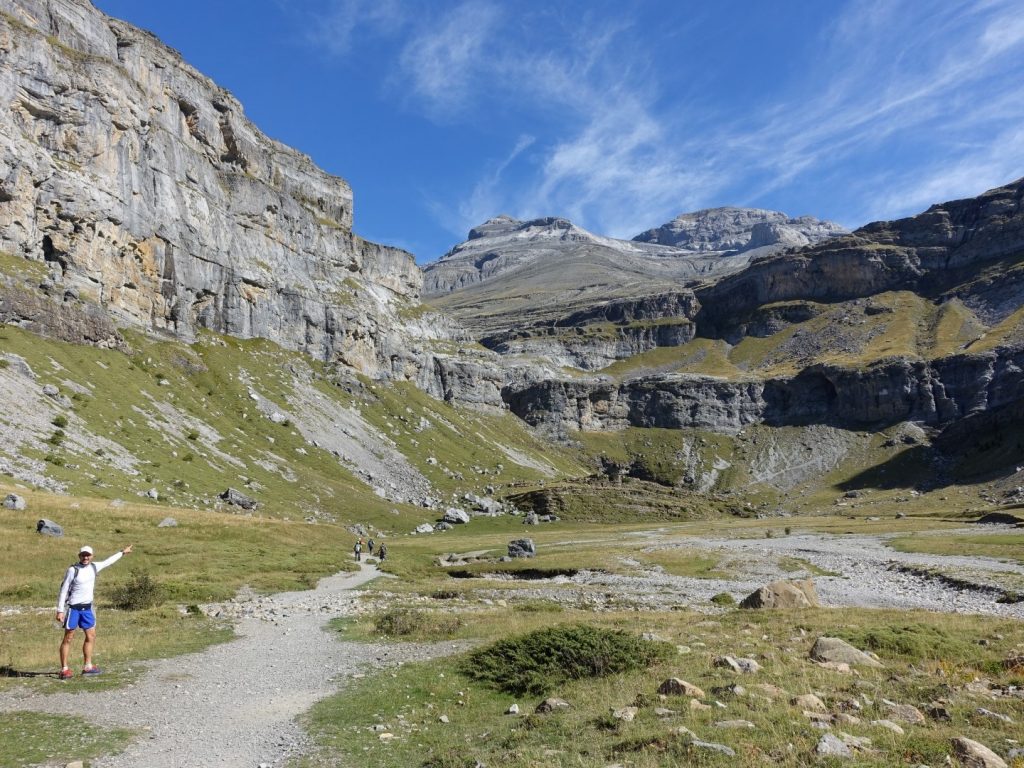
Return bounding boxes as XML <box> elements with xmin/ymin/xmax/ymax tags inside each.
<box><xmin>396</xmin><ymin>1</ymin><xmax>502</xmax><ymax>116</ymax></box>
<box><xmin>306</xmin><ymin>0</ymin><xmax>406</xmax><ymax>58</ymax></box>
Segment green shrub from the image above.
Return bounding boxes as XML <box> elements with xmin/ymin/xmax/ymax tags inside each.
<box><xmin>461</xmin><ymin>624</ymin><xmax>672</xmax><ymax>696</ymax></box>
<box><xmin>44</xmin><ymin>453</ymin><xmax>65</xmax><ymax>466</ymax></box>
<box><xmin>373</xmin><ymin>608</ymin><xmax>461</xmax><ymax>638</ymax></box>
<box><xmin>186</xmin><ymin>429</ymin><xmax>200</xmax><ymax>441</ymax></box>
<box><xmin>47</xmin><ymin>429</ymin><xmax>65</xmax><ymax>446</ymax></box>
<box><xmin>109</xmin><ymin>569</ymin><xmax>162</xmax><ymax>611</ymax></box>
<box><xmin>710</xmin><ymin>592</ymin><xmax>736</xmax><ymax>606</ymax></box>
<box><xmin>51</xmin><ymin>414</ymin><xmax>68</xmax><ymax>428</ymax></box>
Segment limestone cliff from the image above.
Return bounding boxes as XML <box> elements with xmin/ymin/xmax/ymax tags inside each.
<box><xmin>0</xmin><ymin>0</ymin><xmax>426</xmax><ymax>378</ymax></box>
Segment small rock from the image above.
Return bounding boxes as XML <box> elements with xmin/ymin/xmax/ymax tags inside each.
<box><xmin>438</xmin><ymin>715</ymin><xmax>449</xmax><ymax>723</ymax></box>
<box><xmin>872</xmin><ymin>719</ymin><xmax>905</xmax><ymax>735</ymax></box>
<box><xmin>816</xmin><ymin>733</ymin><xmax>852</xmax><ymax>757</ymax></box>
<box><xmin>714</xmin><ymin>719</ymin><xmax>755</xmax><ymax>729</ymax></box>
<box><xmin>535</xmin><ymin>698</ymin><xmax>570</xmax><ymax>713</ymax></box>
<box><xmin>378</xmin><ymin>733</ymin><xmax>395</xmax><ymax>742</ymax></box>
<box><xmin>690</xmin><ymin>740</ymin><xmax>736</xmax><ymax>757</ymax></box>
<box><xmin>810</xmin><ymin>637</ymin><xmax>883</xmax><ymax>668</ymax></box>
<box><xmin>884</xmin><ymin>701</ymin><xmax>925</xmax><ymax>725</ymax></box>
<box><xmin>612</xmin><ymin>706</ymin><xmax>638</xmax><ymax>722</ymax></box>
<box><xmin>654</xmin><ymin>707</ymin><xmax>678</xmax><ymax>717</ymax></box>
<box><xmin>689</xmin><ymin>699</ymin><xmax>712</xmax><ymax>711</ymax></box>
<box><xmin>951</xmin><ymin>736</ymin><xmax>1008</xmax><ymax>768</ymax></box>
<box><xmin>792</xmin><ymin>693</ymin><xmax>827</xmax><ymax>712</ymax></box>
<box><xmin>657</xmin><ymin>678</ymin><xmax>706</xmax><ymax>698</ymax></box>
<box><xmin>157</xmin><ymin>517</ymin><xmax>178</xmax><ymax>528</ymax></box>
<box><xmin>505</xmin><ymin>703</ymin><xmax>519</xmax><ymax>715</ymax></box>
<box><xmin>976</xmin><ymin>707</ymin><xmax>1014</xmax><ymax>723</ymax></box>
<box><xmin>145</xmin><ymin>488</ymin><xmax>159</xmax><ymax>500</ymax></box>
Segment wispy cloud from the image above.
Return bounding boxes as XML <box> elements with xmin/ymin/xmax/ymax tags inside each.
<box><xmin>306</xmin><ymin>0</ymin><xmax>407</xmax><ymax>58</ymax></box>
<box><xmin>396</xmin><ymin>1</ymin><xmax>502</xmax><ymax>117</ymax></box>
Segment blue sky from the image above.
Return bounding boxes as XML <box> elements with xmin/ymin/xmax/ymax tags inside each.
<box><xmin>93</xmin><ymin>0</ymin><xmax>1024</xmax><ymax>263</ymax></box>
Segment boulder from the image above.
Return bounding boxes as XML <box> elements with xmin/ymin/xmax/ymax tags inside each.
<box><xmin>219</xmin><ymin>488</ymin><xmax>257</xmax><ymax>510</ymax></box>
<box><xmin>443</xmin><ymin>508</ymin><xmax>471</xmax><ymax>525</ymax></box>
<box><xmin>523</xmin><ymin>512</ymin><xmax>539</xmax><ymax>525</ymax></box>
<box><xmin>36</xmin><ymin>518</ymin><xmax>63</xmax><ymax>537</ymax></box>
<box><xmin>413</xmin><ymin>523</ymin><xmax>435</xmax><ymax>534</ymax></box>
<box><xmin>434</xmin><ymin>521</ymin><xmax>454</xmax><ymax>531</ymax></box>
<box><xmin>809</xmin><ymin>637</ymin><xmax>883</xmax><ymax>668</ymax></box>
<box><xmin>507</xmin><ymin>538</ymin><xmax>536</xmax><ymax>558</ymax></box>
<box><xmin>951</xmin><ymin>737</ymin><xmax>1008</xmax><ymax>768</ymax></box>
<box><xmin>3</xmin><ymin>493</ymin><xmax>26</xmax><ymax>510</ymax></box>
<box><xmin>157</xmin><ymin>517</ymin><xmax>178</xmax><ymax>528</ymax></box>
<box><xmin>740</xmin><ymin>579</ymin><xmax>819</xmax><ymax>609</ymax></box>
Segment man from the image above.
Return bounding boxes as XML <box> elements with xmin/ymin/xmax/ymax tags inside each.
<box><xmin>55</xmin><ymin>543</ymin><xmax>132</xmax><ymax>679</ymax></box>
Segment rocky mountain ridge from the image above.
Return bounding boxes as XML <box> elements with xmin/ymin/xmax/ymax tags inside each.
<box><xmin>423</xmin><ymin>208</ymin><xmax>846</xmax><ymax>299</ymax></box>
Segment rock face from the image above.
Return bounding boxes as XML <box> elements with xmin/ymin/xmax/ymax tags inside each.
<box><xmin>633</xmin><ymin>207</ymin><xmax>846</xmax><ymax>254</ymax></box>
<box><xmin>0</xmin><ymin>0</ymin><xmax>433</xmax><ymax>379</ymax></box>
<box><xmin>695</xmin><ymin>178</ymin><xmax>1024</xmax><ymax>337</ymax></box>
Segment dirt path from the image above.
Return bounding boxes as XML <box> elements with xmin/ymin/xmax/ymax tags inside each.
<box><xmin>0</xmin><ymin>563</ymin><xmax>460</xmax><ymax>768</ymax></box>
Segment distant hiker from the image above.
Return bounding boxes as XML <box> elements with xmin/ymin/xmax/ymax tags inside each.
<box><xmin>55</xmin><ymin>544</ymin><xmax>132</xmax><ymax>679</ymax></box>
<box><xmin>377</xmin><ymin>543</ymin><xmax>387</xmax><ymax>561</ymax></box>
<box><xmin>367</xmin><ymin>538</ymin><xmax>375</xmax><ymax>555</ymax></box>
<box><xmin>353</xmin><ymin>540</ymin><xmax>362</xmax><ymax>562</ymax></box>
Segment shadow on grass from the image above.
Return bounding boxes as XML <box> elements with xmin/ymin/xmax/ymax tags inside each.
<box><xmin>0</xmin><ymin>666</ymin><xmax>55</xmax><ymax>678</ymax></box>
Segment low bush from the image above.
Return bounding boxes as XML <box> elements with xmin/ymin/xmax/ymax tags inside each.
<box><xmin>51</xmin><ymin>415</ymin><xmax>68</xmax><ymax>429</ymax></box>
<box><xmin>461</xmin><ymin>623</ymin><xmax>672</xmax><ymax>696</ymax></box>
<box><xmin>710</xmin><ymin>591</ymin><xmax>736</xmax><ymax>606</ymax></box>
<box><xmin>373</xmin><ymin>608</ymin><xmax>461</xmax><ymax>638</ymax></box>
<box><xmin>109</xmin><ymin>570</ymin><xmax>162</xmax><ymax>611</ymax></box>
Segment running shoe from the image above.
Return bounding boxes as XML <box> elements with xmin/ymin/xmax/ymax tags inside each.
<box><xmin>82</xmin><ymin>666</ymin><xmax>102</xmax><ymax>675</ymax></box>
<box><xmin>59</xmin><ymin>669</ymin><xmax>73</xmax><ymax>680</ymax></box>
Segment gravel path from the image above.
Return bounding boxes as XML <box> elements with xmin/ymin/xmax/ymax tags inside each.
<box><xmin>0</xmin><ymin>563</ymin><xmax>463</xmax><ymax>768</ymax></box>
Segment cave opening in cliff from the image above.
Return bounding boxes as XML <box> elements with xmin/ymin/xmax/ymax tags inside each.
<box><xmin>41</xmin><ymin>235</ymin><xmax>67</xmax><ymax>274</ymax></box>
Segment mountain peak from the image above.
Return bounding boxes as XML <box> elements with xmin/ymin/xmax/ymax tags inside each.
<box><xmin>633</xmin><ymin>207</ymin><xmax>846</xmax><ymax>253</ymax></box>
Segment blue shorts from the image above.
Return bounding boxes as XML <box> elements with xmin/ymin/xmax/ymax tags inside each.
<box><xmin>64</xmin><ymin>607</ymin><xmax>96</xmax><ymax>630</ymax></box>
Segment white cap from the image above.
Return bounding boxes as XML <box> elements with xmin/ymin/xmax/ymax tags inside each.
<box><xmin>79</xmin><ymin>545</ymin><xmax>93</xmax><ymax>555</ymax></box>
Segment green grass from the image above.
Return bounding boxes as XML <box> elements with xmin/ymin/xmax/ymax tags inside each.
<box><xmin>0</xmin><ymin>712</ymin><xmax>133</xmax><ymax>768</ymax></box>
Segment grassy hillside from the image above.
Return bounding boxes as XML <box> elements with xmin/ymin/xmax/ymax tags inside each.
<box><xmin>0</xmin><ymin>324</ymin><xmax>585</xmax><ymax>530</ymax></box>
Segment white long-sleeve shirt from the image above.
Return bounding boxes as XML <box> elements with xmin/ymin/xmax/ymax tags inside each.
<box><xmin>56</xmin><ymin>552</ymin><xmax>123</xmax><ymax>610</ymax></box>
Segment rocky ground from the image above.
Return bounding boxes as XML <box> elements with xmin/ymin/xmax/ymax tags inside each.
<box><xmin>469</xmin><ymin>527</ymin><xmax>1024</xmax><ymax>619</ymax></box>
<box><xmin>1</xmin><ymin>528</ymin><xmax>1022</xmax><ymax>767</ymax></box>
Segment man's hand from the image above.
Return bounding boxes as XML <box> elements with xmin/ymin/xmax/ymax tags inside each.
<box><xmin>56</xmin><ymin>611</ymin><xmax>64</xmax><ymax>622</ymax></box>
<box><xmin>122</xmin><ymin>544</ymin><xmax>133</xmax><ymax>555</ymax></box>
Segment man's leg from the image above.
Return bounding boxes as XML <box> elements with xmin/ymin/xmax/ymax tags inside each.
<box><xmin>59</xmin><ymin>628</ymin><xmax>75</xmax><ymax>669</ymax></box>
<box><xmin>82</xmin><ymin>627</ymin><xmax>96</xmax><ymax>669</ymax></box>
